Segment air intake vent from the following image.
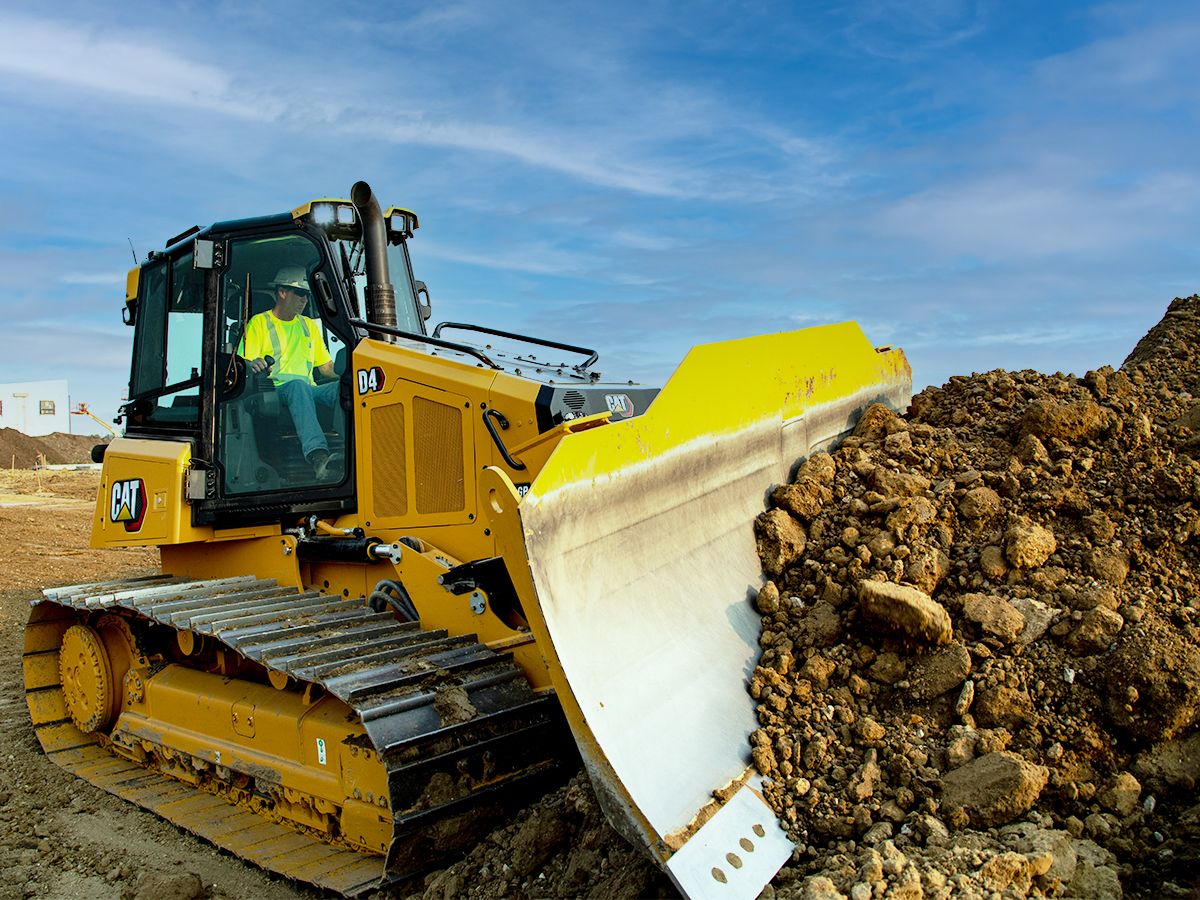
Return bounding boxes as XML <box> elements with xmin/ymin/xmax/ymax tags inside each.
<box><xmin>413</xmin><ymin>397</ymin><xmax>464</xmax><ymax>514</ymax></box>
<box><xmin>372</xmin><ymin>404</ymin><xmax>407</xmax><ymax>517</ymax></box>
<box><xmin>563</xmin><ymin>390</ymin><xmax>586</xmax><ymax>412</ymax></box>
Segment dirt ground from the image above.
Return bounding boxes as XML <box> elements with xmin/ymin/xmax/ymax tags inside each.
<box><xmin>0</xmin><ymin>471</ymin><xmax>313</xmax><ymax>900</ymax></box>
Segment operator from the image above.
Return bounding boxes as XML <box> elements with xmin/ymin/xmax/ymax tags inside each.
<box><xmin>242</xmin><ymin>266</ymin><xmax>342</xmax><ymax>481</ymax></box>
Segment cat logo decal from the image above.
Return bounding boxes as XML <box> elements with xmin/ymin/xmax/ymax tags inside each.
<box><xmin>110</xmin><ymin>478</ymin><xmax>148</xmax><ymax>532</ymax></box>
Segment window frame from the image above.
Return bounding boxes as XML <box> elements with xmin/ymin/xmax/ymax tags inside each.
<box><xmin>192</xmin><ymin>221</ymin><xmax>363</xmax><ymax>528</ymax></box>
<box><xmin>124</xmin><ymin>249</ymin><xmax>206</xmax><ymax>435</ymax></box>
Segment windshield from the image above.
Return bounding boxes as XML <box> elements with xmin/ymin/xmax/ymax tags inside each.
<box><xmin>334</xmin><ymin>238</ymin><xmax>424</xmax><ymax>333</ymax></box>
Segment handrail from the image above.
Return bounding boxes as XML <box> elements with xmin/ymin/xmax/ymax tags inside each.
<box><xmin>482</xmin><ymin>409</ymin><xmax>527</xmax><ymax>471</ymax></box>
<box><xmin>348</xmin><ymin>319</ymin><xmax>500</xmax><ymax>369</ymax></box>
<box><xmin>433</xmin><ymin>321</ymin><xmax>599</xmax><ymax>371</ymax></box>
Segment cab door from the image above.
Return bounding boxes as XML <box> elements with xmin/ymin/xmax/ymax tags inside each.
<box><xmin>195</xmin><ymin>227</ymin><xmax>359</xmax><ymax>527</ymax></box>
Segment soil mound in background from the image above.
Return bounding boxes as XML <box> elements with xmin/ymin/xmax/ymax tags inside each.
<box><xmin>0</xmin><ymin>428</ymin><xmax>108</xmax><ymax>468</ymax></box>
<box><xmin>750</xmin><ymin>295</ymin><xmax>1200</xmax><ymax>898</ymax></box>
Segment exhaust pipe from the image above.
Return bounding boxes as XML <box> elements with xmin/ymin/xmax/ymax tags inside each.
<box><xmin>351</xmin><ymin>180</ymin><xmax>397</xmax><ymax>334</ymax></box>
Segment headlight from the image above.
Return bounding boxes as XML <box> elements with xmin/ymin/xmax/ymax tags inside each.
<box><xmin>294</xmin><ymin>199</ymin><xmax>360</xmax><ymax>239</ymax></box>
<box><xmin>384</xmin><ymin>207</ymin><xmax>419</xmax><ymax>243</ymax></box>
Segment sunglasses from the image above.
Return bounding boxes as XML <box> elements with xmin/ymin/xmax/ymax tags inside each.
<box><xmin>283</xmin><ymin>286</ymin><xmax>311</xmax><ymax>299</ymax></box>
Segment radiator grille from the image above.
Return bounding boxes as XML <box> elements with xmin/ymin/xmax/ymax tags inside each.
<box><xmin>413</xmin><ymin>397</ymin><xmax>464</xmax><ymax>514</ymax></box>
<box><xmin>563</xmin><ymin>390</ymin><xmax>586</xmax><ymax>411</ymax></box>
<box><xmin>371</xmin><ymin>403</ymin><xmax>407</xmax><ymax>517</ymax></box>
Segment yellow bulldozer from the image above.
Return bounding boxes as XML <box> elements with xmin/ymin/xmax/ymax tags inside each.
<box><xmin>24</xmin><ymin>182</ymin><xmax>910</xmax><ymax>898</ymax></box>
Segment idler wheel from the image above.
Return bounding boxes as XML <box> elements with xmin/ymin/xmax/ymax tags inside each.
<box><xmin>59</xmin><ymin>624</ymin><xmax>115</xmax><ymax>733</ymax></box>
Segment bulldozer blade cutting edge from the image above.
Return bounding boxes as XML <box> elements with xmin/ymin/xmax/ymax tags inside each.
<box><xmin>509</xmin><ymin>323</ymin><xmax>910</xmax><ymax>899</ymax></box>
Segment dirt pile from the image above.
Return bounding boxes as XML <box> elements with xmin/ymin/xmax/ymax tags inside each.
<box><xmin>0</xmin><ymin>428</ymin><xmax>108</xmax><ymax>468</ymax></box>
<box><xmin>405</xmin><ymin>772</ymin><xmax>671</xmax><ymax>900</ymax></box>
<box><xmin>750</xmin><ymin>296</ymin><xmax>1200</xmax><ymax>898</ymax></box>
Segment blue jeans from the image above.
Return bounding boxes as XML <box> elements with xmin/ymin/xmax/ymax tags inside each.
<box><xmin>278</xmin><ymin>380</ymin><xmax>340</xmax><ymax>459</ymax></box>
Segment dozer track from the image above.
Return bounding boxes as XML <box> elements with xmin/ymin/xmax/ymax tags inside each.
<box><xmin>23</xmin><ymin>574</ymin><xmax>568</xmax><ymax>896</ymax></box>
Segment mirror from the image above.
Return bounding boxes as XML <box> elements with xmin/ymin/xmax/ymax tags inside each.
<box><xmin>415</xmin><ymin>280</ymin><xmax>432</xmax><ymax>321</ymax></box>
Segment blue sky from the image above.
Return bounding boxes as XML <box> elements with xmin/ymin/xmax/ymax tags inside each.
<box><xmin>1</xmin><ymin>1</ymin><xmax>1196</xmax><ymax>429</ymax></box>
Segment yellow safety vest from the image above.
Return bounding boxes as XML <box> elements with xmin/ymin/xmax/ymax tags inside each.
<box><xmin>242</xmin><ymin>311</ymin><xmax>332</xmax><ymax>386</ymax></box>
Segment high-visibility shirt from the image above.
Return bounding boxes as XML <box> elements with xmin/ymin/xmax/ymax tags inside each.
<box><xmin>241</xmin><ymin>311</ymin><xmax>332</xmax><ymax>386</ymax></box>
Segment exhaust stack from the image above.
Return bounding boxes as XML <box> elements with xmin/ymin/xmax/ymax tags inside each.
<box><xmin>351</xmin><ymin>181</ymin><xmax>397</xmax><ymax>334</ymax></box>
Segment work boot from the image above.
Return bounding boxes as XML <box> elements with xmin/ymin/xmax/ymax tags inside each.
<box><xmin>307</xmin><ymin>449</ymin><xmax>342</xmax><ymax>482</ymax></box>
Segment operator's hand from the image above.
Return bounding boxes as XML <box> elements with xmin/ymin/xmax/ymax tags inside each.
<box><xmin>249</xmin><ymin>357</ymin><xmax>272</xmax><ymax>374</ymax></box>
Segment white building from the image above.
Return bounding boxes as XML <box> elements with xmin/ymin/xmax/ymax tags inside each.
<box><xmin>0</xmin><ymin>380</ymin><xmax>71</xmax><ymax>436</ymax></box>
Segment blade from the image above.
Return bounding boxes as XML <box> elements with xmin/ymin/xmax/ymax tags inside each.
<box><xmin>513</xmin><ymin>323</ymin><xmax>910</xmax><ymax>898</ymax></box>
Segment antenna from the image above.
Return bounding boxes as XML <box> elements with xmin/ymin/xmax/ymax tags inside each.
<box><xmin>127</xmin><ymin>238</ymin><xmax>138</xmax><ymax>264</ymax></box>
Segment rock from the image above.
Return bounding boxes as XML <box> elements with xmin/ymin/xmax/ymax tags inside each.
<box><xmin>870</xmin><ymin>468</ymin><xmax>931</xmax><ymax>497</ymax></box>
<box><xmin>1069</xmin><ymin>585</ymin><xmax>1119</xmax><ymax>611</ymax></box>
<box><xmin>1005</xmin><ymin>519</ymin><xmax>1057</xmax><ymax>569</ymax></box>
<box><xmin>801</xmin><ymin>875</ymin><xmax>847</xmax><ymax>900</ymax></box>
<box><xmin>1098</xmin><ymin>772</ymin><xmax>1141</xmax><ymax>817</ymax></box>
<box><xmin>796</xmin><ymin>451</ymin><xmax>837</xmax><ymax>486</ymax></box>
<box><xmin>978</xmin><ymin>852</ymin><xmax>1033</xmax><ymax>893</ymax></box>
<box><xmin>862</xmin><ymin>821</ymin><xmax>893</xmax><ymax>845</ymax></box>
<box><xmin>1082</xmin><ymin>511</ymin><xmax>1117</xmax><ymax>543</ymax></box>
<box><xmin>1065</xmin><ymin>607</ymin><xmax>1123</xmax><ymax>655</ymax></box>
<box><xmin>1086</xmin><ymin>549</ymin><xmax>1130</xmax><ymax>586</ymax></box>
<box><xmin>941</xmin><ymin>751</ymin><xmax>1049</xmax><ymax>827</ymax></box>
<box><xmin>855</xmin><ymin>717</ymin><xmax>886</xmax><ymax>744</ymax></box>
<box><xmin>1019</xmin><ymin>398</ymin><xmax>1109</xmax><ymax>442</ymax></box>
<box><xmin>973</xmin><ymin>685</ymin><xmax>1034</xmax><ymax>729</ymax></box>
<box><xmin>1103</xmin><ymin>626</ymin><xmax>1200</xmax><ymax>740</ymax></box>
<box><xmin>858</xmin><ymin>580</ymin><xmax>952</xmax><ymax>645</ymax></box>
<box><xmin>962</xmin><ymin>593</ymin><xmax>1026</xmax><ymax>644</ymax></box>
<box><xmin>772</xmin><ymin>478</ymin><xmax>833</xmax><ymax>521</ymax></box>
<box><xmin>1010</xmin><ymin>597</ymin><xmax>1056</xmax><ymax>645</ymax></box>
<box><xmin>954</xmin><ymin>679</ymin><xmax>975</xmax><ymax>716</ymax></box>
<box><xmin>1065</xmin><ymin>839</ymin><xmax>1121</xmax><ymax>900</ymax></box>
<box><xmin>1014</xmin><ymin>433</ymin><xmax>1051</xmax><ymax>466</ymax></box>
<box><xmin>853</xmin><ymin>403</ymin><xmax>900</xmax><ymax>442</ymax></box>
<box><xmin>908</xmin><ymin>641</ymin><xmax>971</xmax><ymax>700</ymax></box>
<box><xmin>958</xmin><ymin>486</ymin><xmax>1002</xmax><ymax>520</ymax></box>
<box><xmin>798</xmin><ymin>654</ymin><xmax>837</xmax><ymax>690</ymax></box>
<box><xmin>794</xmin><ymin>599</ymin><xmax>844</xmax><ymax>648</ymax></box>
<box><xmin>755</xmin><ymin>509</ymin><xmax>807</xmax><ymax>577</ymax></box>
<box><xmin>756</xmin><ymin>581</ymin><xmax>781</xmax><ymax>615</ymax></box>
<box><xmin>130</xmin><ymin>873</ymin><xmax>206</xmax><ymax>900</ymax></box>
<box><xmin>885</xmin><ymin>497</ymin><xmax>937</xmax><ymax>535</ymax></box>
<box><xmin>979</xmin><ymin>545</ymin><xmax>1008</xmax><ymax>580</ymax></box>
<box><xmin>902</xmin><ymin>545</ymin><xmax>949</xmax><ymax>594</ymax></box>
<box><xmin>849</xmin><ymin>752</ymin><xmax>882</xmax><ymax>801</ymax></box>
<box><xmin>1133</xmin><ymin>732</ymin><xmax>1200</xmax><ymax>789</ymax></box>
<box><xmin>867</xmin><ymin>530</ymin><xmax>897</xmax><ymax>559</ymax></box>
<box><xmin>508</xmin><ymin>806</ymin><xmax>570</xmax><ymax>876</ymax></box>
<box><xmin>867</xmin><ymin>651</ymin><xmax>907</xmax><ymax>685</ymax></box>
<box><xmin>915</xmin><ymin>813</ymin><xmax>951</xmax><ymax>846</ymax></box>
<box><xmin>1004</xmin><ymin>823</ymin><xmax>1078</xmax><ymax>886</ymax></box>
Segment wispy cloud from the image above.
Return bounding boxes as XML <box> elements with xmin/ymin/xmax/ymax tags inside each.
<box><xmin>0</xmin><ymin>13</ymin><xmax>280</xmax><ymax>120</ymax></box>
<box><xmin>841</xmin><ymin>0</ymin><xmax>990</xmax><ymax>61</ymax></box>
<box><xmin>0</xmin><ymin>10</ymin><xmax>839</xmax><ymax>202</ymax></box>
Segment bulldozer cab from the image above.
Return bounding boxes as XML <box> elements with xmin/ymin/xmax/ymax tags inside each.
<box><xmin>122</xmin><ymin>207</ymin><xmax>425</xmax><ymax>527</ymax></box>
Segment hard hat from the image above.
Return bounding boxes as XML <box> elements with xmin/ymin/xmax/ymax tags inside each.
<box><xmin>270</xmin><ymin>266</ymin><xmax>310</xmax><ymax>290</ymax></box>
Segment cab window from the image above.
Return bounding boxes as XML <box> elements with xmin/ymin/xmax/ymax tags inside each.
<box><xmin>126</xmin><ymin>252</ymin><xmax>203</xmax><ymax>428</ymax></box>
<box><xmin>217</xmin><ymin>233</ymin><xmax>350</xmax><ymax>495</ymax></box>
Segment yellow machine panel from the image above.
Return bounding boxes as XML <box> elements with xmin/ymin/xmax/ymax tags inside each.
<box><xmin>92</xmin><ymin>438</ymin><xmax>208</xmax><ymax>548</ymax></box>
